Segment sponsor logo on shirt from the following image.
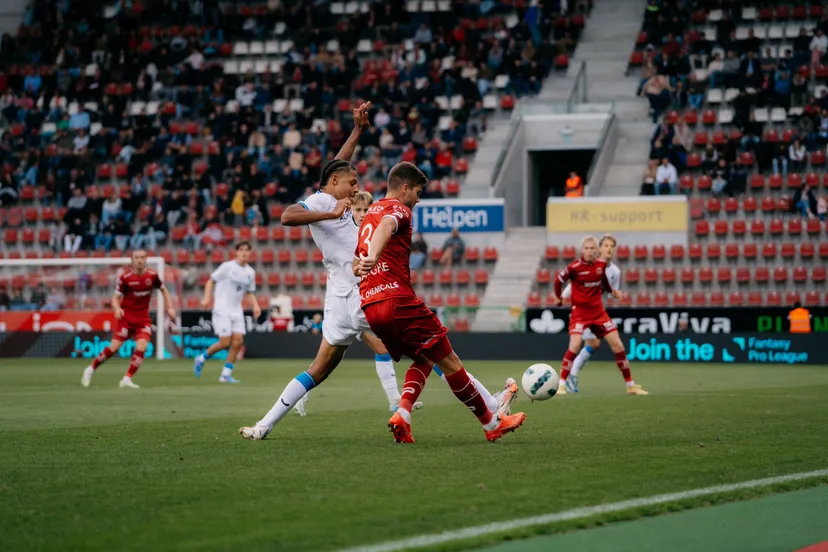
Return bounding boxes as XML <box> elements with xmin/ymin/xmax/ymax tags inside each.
<box><xmin>583</xmin><ymin>281</ymin><xmax>602</xmax><ymax>288</ymax></box>
<box><xmin>128</xmin><ymin>281</ymin><xmax>140</xmax><ymax>286</ymax></box>
<box><xmin>364</xmin><ymin>282</ymin><xmax>400</xmax><ymax>298</ymax></box>
<box><xmin>133</xmin><ymin>290</ymin><xmax>151</xmax><ymax>297</ymax></box>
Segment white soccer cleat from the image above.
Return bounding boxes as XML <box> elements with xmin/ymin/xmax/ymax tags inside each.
<box><xmin>119</xmin><ymin>377</ymin><xmax>140</xmax><ymax>389</ymax></box>
<box><xmin>294</xmin><ymin>393</ymin><xmax>309</xmax><ymax>417</ymax></box>
<box><xmin>81</xmin><ymin>366</ymin><xmax>94</xmax><ymax>388</ymax></box>
<box><xmin>557</xmin><ymin>380</ymin><xmax>568</xmax><ymax>395</ymax></box>
<box><xmin>239</xmin><ymin>425</ymin><xmax>271</xmax><ymax>440</ymax></box>
<box><xmin>496</xmin><ymin>377</ymin><xmax>519</xmax><ymax>416</ymax></box>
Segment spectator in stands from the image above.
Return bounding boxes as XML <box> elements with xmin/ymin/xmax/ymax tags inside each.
<box><xmin>730</xmin><ymin>158</ymin><xmax>748</xmax><ymax>196</ymax></box>
<box><xmin>739</xmin><ymin>112</ymin><xmax>763</xmax><ymax>151</ymax></box>
<box><xmin>772</xmin><ymin>143</ymin><xmax>789</xmax><ymax>178</ymax></box>
<box><xmin>705</xmin><ymin>52</ymin><xmax>724</xmax><ymax>89</ymax></box>
<box><xmin>793</xmin><ymin>184</ymin><xmax>819</xmax><ymax>218</ymax></box>
<box><xmin>411</xmin><ymin>233</ymin><xmax>429</xmax><ymax>270</ymax></box>
<box><xmin>96</xmin><ymin>219</ymin><xmax>115</xmax><ymax>252</ymax></box>
<box><xmin>818</xmin><ymin>196</ymin><xmax>827</xmax><ymax>221</ymax></box>
<box><xmin>0</xmin><ymin>172</ymin><xmax>17</xmax><ymax>205</ymax></box>
<box><xmin>440</xmin><ymin>228</ymin><xmax>466</xmax><ymax>267</ymax></box>
<box><xmin>640</xmin><ymin>74</ymin><xmax>671</xmax><ymax>122</ymax></box>
<box><xmin>113</xmin><ymin>216</ymin><xmax>132</xmax><ymax>252</ymax></box>
<box><xmin>722</xmin><ymin>50</ymin><xmax>741</xmax><ymax>88</ymax></box>
<box><xmin>69</xmin><ymin>105</ymin><xmax>90</xmax><ymax>131</ymax></box>
<box><xmin>701</xmin><ymin>143</ymin><xmax>719</xmax><ymax>173</ymax></box>
<box><xmin>42</xmin><ymin>287</ymin><xmax>66</xmax><ymax>311</ymax></box>
<box><xmin>671</xmin><ymin>80</ymin><xmax>688</xmax><ymax>110</ymax></box>
<box><xmin>775</xmin><ymin>70</ymin><xmax>792</xmax><ymax>109</ymax></box>
<box><xmin>30</xmin><ymin>284</ymin><xmax>47</xmax><ymax>309</ymax></box>
<box><xmin>101</xmin><ymin>193</ymin><xmax>122</xmax><ymax>225</ymax></box>
<box><xmin>711</xmin><ymin>158</ymin><xmax>733</xmax><ymax>198</ymax></box>
<box><xmin>641</xmin><ymin>159</ymin><xmax>658</xmax><ymax>195</ymax></box>
<box><xmin>811</xmin><ymin>28</ymin><xmax>828</xmax><ymax>68</ymax></box>
<box><xmin>740</xmin><ymin>51</ymin><xmax>762</xmax><ymax>89</ymax></box>
<box><xmin>0</xmin><ymin>288</ymin><xmax>9</xmax><ymax>311</ymax></box>
<box><xmin>310</xmin><ymin>314</ymin><xmax>323</xmax><ymax>335</ymax></box>
<box><xmin>789</xmin><ymin>139</ymin><xmax>807</xmax><ymax>173</ymax></box>
<box><xmin>63</xmin><ymin>215</ymin><xmax>84</xmax><ymax>254</ymax></box>
<box><xmin>655</xmin><ymin>157</ymin><xmax>678</xmax><ymax>195</ymax></box>
<box><xmin>84</xmin><ymin>213</ymin><xmax>100</xmax><ymax>250</ymax></box>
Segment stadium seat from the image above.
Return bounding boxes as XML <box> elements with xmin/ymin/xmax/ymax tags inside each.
<box><xmin>474</xmin><ymin>269</ymin><xmax>489</xmax><ymax>286</ymax></box>
<box><xmin>755</xmin><ymin>267</ymin><xmax>770</xmax><ymax>284</ymax></box>
<box><xmin>743</xmin><ymin>242</ymin><xmax>758</xmax><ymax>260</ymax></box>
<box><xmin>636</xmin><ymin>292</ymin><xmax>651</xmax><ymax>306</ymax></box>
<box><xmin>709</xmin><ymin>291</ymin><xmax>725</xmax><ymax>306</ymax></box>
<box><xmin>680</xmin><ymin>267</ymin><xmax>694</xmax><ymax>285</ymax></box>
<box><xmin>714</xmin><ymin>220</ymin><xmax>728</xmax><ymax>238</ymax></box>
<box><xmin>672</xmin><ymin>292</ymin><xmax>688</xmax><ymax>306</ymax></box>
<box><xmin>616</xmin><ymin>244</ymin><xmax>630</xmax><ymax>261</ymax></box>
<box><xmin>781</xmin><ymin>242</ymin><xmax>797</xmax><ymax>260</ymax></box>
<box><xmin>698</xmin><ymin>267</ymin><xmax>713</xmax><ymax>284</ymax></box>
<box><xmin>717</xmin><ymin>267</ymin><xmax>731</xmax><ymax>284</ymax></box>
<box><xmin>651</xmin><ymin>244</ymin><xmax>665</xmax><ymax>260</ymax></box>
<box><xmin>691</xmin><ymin>292</ymin><xmax>707</xmax><ymax>306</ymax></box>
<box><xmin>773</xmin><ymin>266</ymin><xmax>788</xmax><ymax>284</ymax></box>
<box><xmin>670</xmin><ymin>244</ymin><xmax>685</xmax><ymax>261</ymax></box>
<box><xmin>747</xmin><ymin>291</ymin><xmax>763</xmax><ymax>306</ymax></box>
<box><xmin>706</xmin><ymin>243</ymin><xmax>721</xmax><ymax>260</ymax></box>
<box><xmin>725</xmin><ymin>242</ymin><xmax>739</xmax><ymax>260</ymax></box>
<box><xmin>483</xmin><ymin>247</ymin><xmax>499</xmax><ymax>262</ymax></box>
<box><xmin>644</xmin><ymin>268</ymin><xmax>658</xmax><ymax>284</ymax></box>
<box><xmin>545</xmin><ymin>245</ymin><xmax>559</xmax><ymax>262</ymax></box>
<box><xmin>536</xmin><ymin>268</ymin><xmax>552</xmax><ymax>285</ymax></box>
<box><xmin>805</xmin><ymin>290</ymin><xmax>822</xmax><ymax>306</ymax></box>
<box><xmin>634</xmin><ymin>245</ymin><xmax>648</xmax><ymax>261</ymax></box>
<box><xmin>767</xmin><ymin>291</ymin><xmax>782</xmax><ymax>306</ymax></box>
<box><xmin>729</xmin><ymin>291</ymin><xmax>744</xmax><ymax>306</ymax></box>
<box><xmin>465</xmin><ymin>247</ymin><xmax>480</xmax><ymax>263</ymax></box>
<box><xmin>439</xmin><ymin>269</ymin><xmax>453</xmax><ymax>286</ymax></box>
<box><xmin>527</xmin><ymin>291</ymin><xmax>542</xmax><ymax>308</ymax></box>
<box><xmin>422</xmin><ymin>269</ymin><xmax>435</xmax><ymax>285</ymax></box>
<box><xmin>813</xmin><ymin>267</ymin><xmax>827</xmax><ymax>284</ymax></box>
<box><xmin>625</xmin><ymin>268</ymin><xmax>640</xmax><ymax>285</ymax></box>
<box><xmin>456</xmin><ymin>269</ymin><xmax>470</xmax><ymax>286</ymax></box>
<box><xmin>688</xmin><ymin>243</ymin><xmax>702</xmax><ymax>260</ymax></box>
<box><xmin>762</xmin><ymin>242</ymin><xmax>778</xmax><ymax>260</ymax></box>
<box><xmin>800</xmin><ymin>243</ymin><xmax>815</xmax><ymax>260</ymax></box>
<box><xmin>662</xmin><ymin>268</ymin><xmax>676</xmax><ymax>285</ymax></box>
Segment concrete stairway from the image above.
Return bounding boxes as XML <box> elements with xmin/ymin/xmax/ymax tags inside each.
<box><xmin>474</xmin><ymin>227</ymin><xmax>547</xmax><ymax>331</ymax></box>
<box><xmin>572</xmin><ymin>0</ymin><xmax>651</xmax><ymax>196</ymax></box>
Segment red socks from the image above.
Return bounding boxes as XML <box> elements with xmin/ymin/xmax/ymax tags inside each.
<box><xmin>560</xmin><ymin>349</ymin><xmax>577</xmax><ymax>381</ymax></box>
<box><xmin>126</xmin><ymin>350</ymin><xmax>145</xmax><ymax>378</ymax></box>
<box><xmin>91</xmin><ymin>347</ymin><xmax>114</xmax><ymax>370</ymax></box>
<box><xmin>444</xmin><ymin>368</ymin><xmax>494</xmax><ymax>426</ymax></box>
<box><xmin>398</xmin><ymin>362</ymin><xmax>433</xmax><ymax>413</ymax></box>
<box><xmin>615</xmin><ymin>351</ymin><xmax>632</xmax><ymax>382</ymax></box>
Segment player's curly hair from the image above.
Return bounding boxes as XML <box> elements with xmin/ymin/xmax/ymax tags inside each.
<box><xmin>388</xmin><ymin>162</ymin><xmax>428</xmax><ymax>191</ymax></box>
<box><xmin>319</xmin><ymin>159</ymin><xmax>355</xmax><ymax>189</ymax></box>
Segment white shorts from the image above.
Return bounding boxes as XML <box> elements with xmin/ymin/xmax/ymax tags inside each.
<box><xmin>322</xmin><ymin>289</ymin><xmax>370</xmax><ymax>347</ymax></box>
<box><xmin>212</xmin><ymin>312</ymin><xmax>246</xmax><ymax>337</ymax></box>
<box><xmin>582</xmin><ymin>328</ymin><xmax>597</xmax><ymax>341</ymax></box>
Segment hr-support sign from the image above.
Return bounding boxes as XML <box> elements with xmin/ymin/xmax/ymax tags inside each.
<box><xmin>413</xmin><ymin>199</ymin><xmax>505</xmax><ymax>233</ymax></box>
<box><xmin>546</xmin><ymin>196</ymin><xmax>688</xmax><ymax>233</ymax></box>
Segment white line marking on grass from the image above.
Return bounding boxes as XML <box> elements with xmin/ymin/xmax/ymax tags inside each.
<box><xmin>340</xmin><ymin>469</ymin><xmax>828</xmax><ymax>552</ymax></box>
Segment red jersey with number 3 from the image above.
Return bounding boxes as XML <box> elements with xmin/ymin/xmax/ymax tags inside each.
<box><xmin>356</xmin><ymin>198</ymin><xmax>417</xmax><ymax>308</ymax></box>
<box><xmin>554</xmin><ymin>258</ymin><xmax>613</xmax><ymax>318</ymax></box>
<box><xmin>115</xmin><ymin>268</ymin><xmax>164</xmax><ymax>322</ymax></box>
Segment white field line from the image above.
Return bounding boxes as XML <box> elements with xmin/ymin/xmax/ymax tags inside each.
<box><xmin>339</xmin><ymin>469</ymin><xmax>828</xmax><ymax>552</ymax></box>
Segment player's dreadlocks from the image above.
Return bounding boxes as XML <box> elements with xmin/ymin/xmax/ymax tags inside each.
<box><xmin>319</xmin><ymin>159</ymin><xmax>355</xmax><ymax>189</ymax></box>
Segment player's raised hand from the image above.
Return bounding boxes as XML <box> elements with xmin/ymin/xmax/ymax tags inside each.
<box><xmin>332</xmin><ymin>197</ymin><xmax>352</xmax><ymax>219</ymax></box>
<box><xmin>114</xmin><ymin>307</ymin><xmax>124</xmax><ymax>320</ymax></box>
<box><xmin>353</xmin><ymin>101</ymin><xmax>372</xmax><ymax>130</ymax></box>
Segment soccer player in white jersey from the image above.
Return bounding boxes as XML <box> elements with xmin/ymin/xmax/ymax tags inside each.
<box><xmin>239</xmin><ymin>105</ymin><xmax>517</xmax><ymax>440</ymax></box>
<box><xmin>559</xmin><ymin>234</ymin><xmax>622</xmax><ymax>394</ymax></box>
<box><xmin>193</xmin><ymin>241</ymin><xmax>261</xmax><ymax>383</ymax></box>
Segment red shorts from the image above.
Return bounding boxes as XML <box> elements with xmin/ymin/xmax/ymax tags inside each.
<box><xmin>569</xmin><ymin>309</ymin><xmax>617</xmax><ymax>339</ymax></box>
<box><xmin>113</xmin><ymin>317</ymin><xmax>153</xmax><ymax>342</ymax></box>
<box><xmin>363</xmin><ymin>297</ymin><xmax>451</xmax><ymax>363</ymax></box>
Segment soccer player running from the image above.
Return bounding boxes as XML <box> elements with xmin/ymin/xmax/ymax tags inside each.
<box><xmin>559</xmin><ymin>233</ymin><xmax>621</xmax><ymax>393</ymax></box>
<box><xmin>353</xmin><ymin>162</ymin><xmax>526</xmax><ymax>443</ymax></box>
<box><xmin>81</xmin><ymin>250</ymin><xmax>176</xmax><ymax>389</ymax></box>
<box><xmin>548</xmin><ymin>236</ymin><xmax>648</xmax><ymax>396</ymax></box>
<box><xmin>193</xmin><ymin>241</ymin><xmax>261</xmax><ymax>383</ymax></box>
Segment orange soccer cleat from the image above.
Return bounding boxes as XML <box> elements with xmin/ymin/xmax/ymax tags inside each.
<box><xmin>484</xmin><ymin>412</ymin><xmax>527</xmax><ymax>442</ymax></box>
<box><xmin>388</xmin><ymin>412</ymin><xmax>415</xmax><ymax>444</ymax></box>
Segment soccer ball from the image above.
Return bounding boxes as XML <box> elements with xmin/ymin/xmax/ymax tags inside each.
<box><xmin>521</xmin><ymin>364</ymin><xmax>560</xmax><ymax>401</ymax></box>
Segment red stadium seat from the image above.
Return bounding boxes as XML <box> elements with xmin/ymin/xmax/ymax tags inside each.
<box><xmin>747</xmin><ymin>291</ymin><xmax>763</xmax><ymax>306</ymax></box>
<box><xmin>661</xmin><ymin>268</ymin><xmax>676</xmax><ymax>285</ymax></box>
<box><xmin>670</xmin><ymin>244</ymin><xmax>685</xmax><ymax>261</ymax></box>
<box><xmin>634</xmin><ymin>245</ymin><xmax>648</xmax><ymax>261</ymax></box>
<box><xmin>717</xmin><ymin>267</ymin><xmax>731</xmax><ymax>284</ymax></box>
<box><xmin>762</xmin><ymin>242</ymin><xmax>778</xmax><ymax>260</ymax></box>
<box><xmin>673</xmin><ymin>292</ymin><xmax>688</xmax><ymax>306</ymax></box>
<box><xmin>767</xmin><ymin>291</ymin><xmax>782</xmax><ymax>307</ymax></box>
<box><xmin>743</xmin><ymin>242</ymin><xmax>758</xmax><ymax>260</ymax></box>
<box><xmin>793</xmin><ymin>266</ymin><xmax>808</xmax><ymax>283</ymax></box>
<box><xmin>536</xmin><ymin>268</ymin><xmax>552</xmax><ymax>285</ymax></box>
<box><xmin>751</xmin><ymin>219</ymin><xmax>766</xmax><ymax>237</ymax></box>
<box><xmin>474</xmin><ymin>269</ymin><xmax>489</xmax><ymax>285</ymax></box>
<box><xmin>729</xmin><ymin>291</ymin><xmax>744</xmax><ymax>306</ymax></box>
<box><xmin>680</xmin><ymin>267</ymin><xmax>694</xmax><ymax>285</ymax></box>
<box><xmin>688</xmin><ymin>243</ymin><xmax>702</xmax><ymax>260</ymax></box>
<box><xmin>691</xmin><ymin>292</ymin><xmax>707</xmax><ymax>306</ymax></box>
<box><xmin>743</xmin><ymin>196</ymin><xmax>757</xmax><ymax>213</ymax></box>
<box><xmin>545</xmin><ymin>245</ymin><xmax>559</xmax><ymax>262</ymax></box>
<box><xmin>615</xmin><ymin>244</ymin><xmax>630</xmax><ymax>261</ymax></box>
<box><xmin>625</xmin><ymin>268</ymin><xmax>640</xmax><ymax>285</ymax></box>
<box><xmin>636</xmin><ymin>292</ymin><xmax>651</xmax><ymax>306</ymax></box>
<box><xmin>805</xmin><ymin>290</ymin><xmax>822</xmax><ymax>306</ymax></box>
<box><xmin>755</xmin><ymin>267</ymin><xmax>770</xmax><ymax>284</ymax></box>
<box><xmin>527</xmin><ymin>292</ymin><xmax>542</xmax><ymax>308</ymax></box>
<box><xmin>483</xmin><ymin>247</ymin><xmax>499</xmax><ymax>262</ymax></box>
<box><xmin>709</xmin><ymin>291</ymin><xmax>725</xmax><ymax>306</ymax></box>
<box><xmin>781</xmin><ymin>242</ymin><xmax>797</xmax><ymax>260</ymax></box>
<box><xmin>644</xmin><ymin>268</ymin><xmax>658</xmax><ymax>284</ymax></box>
<box><xmin>725</xmin><ymin>242</ymin><xmax>739</xmax><ymax>260</ymax></box>
<box><xmin>813</xmin><ymin>267</ymin><xmax>827</xmax><ymax>284</ymax></box>
<box><xmin>800</xmin><ymin>243</ymin><xmax>815</xmax><ymax>259</ymax></box>
<box><xmin>706</xmin><ymin>243</ymin><xmax>721</xmax><ymax>260</ymax></box>
<box><xmin>698</xmin><ymin>267</ymin><xmax>713</xmax><ymax>284</ymax></box>
<box><xmin>465</xmin><ymin>247</ymin><xmax>480</xmax><ymax>263</ymax></box>
<box><xmin>651</xmin><ymin>244</ymin><xmax>665</xmax><ymax>260</ymax></box>
<box><xmin>561</xmin><ymin>246</ymin><xmax>576</xmax><ymax>261</ymax></box>
<box><xmin>654</xmin><ymin>292</ymin><xmax>669</xmax><ymax>306</ymax></box>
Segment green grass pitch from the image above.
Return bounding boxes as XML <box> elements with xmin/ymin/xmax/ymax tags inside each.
<box><xmin>1</xmin><ymin>358</ymin><xmax>828</xmax><ymax>552</ymax></box>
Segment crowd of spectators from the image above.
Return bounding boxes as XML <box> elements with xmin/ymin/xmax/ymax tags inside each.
<box><xmin>635</xmin><ymin>0</ymin><xmax>828</xmax><ymax>218</ymax></box>
<box><xmin>0</xmin><ymin>0</ymin><xmax>579</xmax><ymax>257</ymax></box>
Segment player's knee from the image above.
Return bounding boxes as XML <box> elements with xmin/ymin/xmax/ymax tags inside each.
<box><xmin>218</xmin><ymin>336</ymin><xmax>232</xmax><ymax>348</ymax></box>
<box><xmin>230</xmin><ymin>334</ymin><xmax>244</xmax><ymax>349</ymax></box>
<box><xmin>587</xmin><ymin>339</ymin><xmax>601</xmax><ymax>350</ymax></box>
<box><xmin>433</xmin><ymin>350</ymin><xmax>461</xmax><ymax>375</ymax></box>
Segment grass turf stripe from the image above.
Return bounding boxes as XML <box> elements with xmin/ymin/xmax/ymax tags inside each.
<box><xmin>339</xmin><ymin>469</ymin><xmax>828</xmax><ymax>552</ymax></box>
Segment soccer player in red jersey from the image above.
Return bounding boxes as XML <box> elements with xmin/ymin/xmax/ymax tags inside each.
<box><xmin>353</xmin><ymin>162</ymin><xmax>526</xmax><ymax>443</ymax></box>
<box><xmin>81</xmin><ymin>250</ymin><xmax>177</xmax><ymax>389</ymax></box>
<box><xmin>548</xmin><ymin>236</ymin><xmax>648</xmax><ymax>396</ymax></box>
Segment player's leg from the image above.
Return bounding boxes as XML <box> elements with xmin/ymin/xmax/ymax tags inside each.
<box><xmin>194</xmin><ymin>313</ymin><xmax>232</xmax><ymax>377</ymax></box>
<box><xmin>567</xmin><ymin>329</ymin><xmax>600</xmax><ymax>393</ymax></box>
<box><xmin>81</xmin><ymin>338</ymin><xmax>124</xmax><ymax>387</ymax></box>
<box><xmin>218</xmin><ymin>329</ymin><xmax>244</xmax><ymax>384</ymax></box>
<box><xmin>119</xmin><ymin>336</ymin><xmax>148</xmax><ymax>389</ymax></box>
<box><xmin>362</xmin><ymin>332</ymin><xmax>404</xmax><ymax>410</ymax></box>
<box><xmin>602</xmin><ymin>329</ymin><xmax>648</xmax><ymax>395</ymax></box>
<box><xmin>558</xmin><ymin>330</ymin><xmax>584</xmax><ymax>395</ymax></box>
<box><xmin>240</xmin><ymin>338</ymin><xmax>348</xmax><ymax>439</ymax></box>
<box><xmin>427</xmin><ymin>348</ymin><xmax>526</xmax><ymax>442</ymax></box>
<box><xmin>431</xmin><ymin>364</ymin><xmax>515</xmax><ymax>415</ymax></box>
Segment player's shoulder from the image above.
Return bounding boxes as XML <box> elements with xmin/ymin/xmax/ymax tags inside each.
<box><xmin>301</xmin><ymin>191</ymin><xmax>335</xmax><ymax>210</ymax></box>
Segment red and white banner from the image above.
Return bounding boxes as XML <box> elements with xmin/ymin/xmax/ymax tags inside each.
<box><xmin>0</xmin><ymin>311</ymin><xmax>116</xmax><ymax>332</ymax></box>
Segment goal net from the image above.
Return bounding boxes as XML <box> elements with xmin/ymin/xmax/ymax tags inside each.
<box><xmin>0</xmin><ymin>256</ymin><xmax>180</xmax><ymax>360</ymax></box>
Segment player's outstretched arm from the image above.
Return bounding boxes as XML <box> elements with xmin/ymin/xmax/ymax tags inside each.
<box><xmin>334</xmin><ymin>101</ymin><xmax>371</xmax><ymax>162</ymax></box>
<box><xmin>244</xmin><ymin>292</ymin><xmax>262</xmax><ymax>318</ymax></box>
<box><xmin>281</xmin><ymin>198</ymin><xmax>351</xmax><ymax>226</ymax></box>
<box><xmin>201</xmin><ymin>279</ymin><xmax>214</xmax><ymax>308</ymax></box>
<box><xmin>161</xmin><ymin>287</ymin><xmax>176</xmax><ymax>320</ymax></box>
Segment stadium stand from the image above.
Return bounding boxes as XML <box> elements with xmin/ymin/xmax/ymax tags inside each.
<box><xmin>531</xmin><ymin>0</ymin><xmax>828</xmax><ymax>308</ymax></box>
<box><xmin>0</xmin><ymin>0</ymin><xmax>587</xmax><ymax>323</ymax></box>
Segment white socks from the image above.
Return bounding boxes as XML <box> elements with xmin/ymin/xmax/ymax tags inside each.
<box><xmin>258</xmin><ymin>372</ymin><xmax>316</xmax><ymax>429</ymax></box>
<box><xmin>375</xmin><ymin>354</ymin><xmax>402</xmax><ymax>406</ymax></box>
<box><xmin>434</xmin><ymin>367</ymin><xmax>498</xmax><ymax>413</ymax></box>
<box><xmin>570</xmin><ymin>346</ymin><xmax>593</xmax><ymax>378</ymax></box>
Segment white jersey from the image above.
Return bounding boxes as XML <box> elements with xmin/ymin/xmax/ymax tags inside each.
<box><xmin>299</xmin><ymin>191</ymin><xmax>360</xmax><ymax>297</ymax></box>
<box><xmin>210</xmin><ymin>260</ymin><xmax>256</xmax><ymax>315</ymax></box>
<box><xmin>562</xmin><ymin>260</ymin><xmax>621</xmax><ymax>301</ymax></box>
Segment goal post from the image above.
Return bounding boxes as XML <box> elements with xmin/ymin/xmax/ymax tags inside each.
<box><xmin>0</xmin><ymin>256</ymin><xmax>171</xmax><ymax>360</ymax></box>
